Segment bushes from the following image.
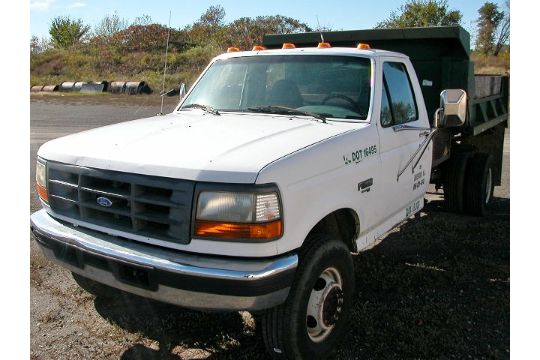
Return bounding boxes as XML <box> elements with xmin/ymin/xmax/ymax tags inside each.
<box><xmin>108</xmin><ymin>24</ymin><xmax>189</xmax><ymax>53</ymax></box>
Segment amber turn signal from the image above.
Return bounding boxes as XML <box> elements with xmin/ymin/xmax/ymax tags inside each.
<box><xmin>36</xmin><ymin>183</ymin><xmax>48</xmax><ymax>202</ymax></box>
<box><xmin>194</xmin><ymin>220</ymin><xmax>283</xmax><ymax>240</ymax></box>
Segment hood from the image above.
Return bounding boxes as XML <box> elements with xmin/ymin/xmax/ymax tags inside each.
<box><xmin>38</xmin><ymin>110</ymin><xmax>359</xmax><ymax>183</ymax></box>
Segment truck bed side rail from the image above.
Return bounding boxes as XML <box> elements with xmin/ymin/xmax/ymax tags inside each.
<box><xmin>468</xmin><ymin>75</ymin><xmax>509</xmax><ymax>136</ymax></box>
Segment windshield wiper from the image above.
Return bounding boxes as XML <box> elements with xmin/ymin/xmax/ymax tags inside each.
<box><xmin>181</xmin><ymin>103</ymin><xmax>220</xmax><ymax>116</ymax></box>
<box><xmin>247</xmin><ymin>106</ymin><xmax>327</xmax><ymax>123</ymax></box>
<box><xmin>345</xmin><ymin>115</ymin><xmax>368</xmax><ymax>120</ymax></box>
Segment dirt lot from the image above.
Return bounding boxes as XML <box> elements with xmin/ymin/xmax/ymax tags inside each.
<box><xmin>30</xmin><ymin>94</ymin><xmax>509</xmax><ymax>359</ymax></box>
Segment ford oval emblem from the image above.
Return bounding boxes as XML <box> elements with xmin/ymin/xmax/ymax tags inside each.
<box><xmin>96</xmin><ymin>196</ymin><xmax>113</xmax><ymax>207</ymax></box>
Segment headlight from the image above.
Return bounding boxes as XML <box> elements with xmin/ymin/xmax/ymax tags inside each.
<box><xmin>36</xmin><ymin>158</ymin><xmax>48</xmax><ymax>202</ymax></box>
<box><xmin>194</xmin><ymin>190</ymin><xmax>283</xmax><ymax>240</ymax></box>
<box><xmin>197</xmin><ymin>192</ymin><xmax>255</xmax><ymax>222</ymax></box>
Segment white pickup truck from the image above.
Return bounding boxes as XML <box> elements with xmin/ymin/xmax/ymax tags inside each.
<box><xmin>31</xmin><ymin>26</ymin><xmax>508</xmax><ymax>359</ymax></box>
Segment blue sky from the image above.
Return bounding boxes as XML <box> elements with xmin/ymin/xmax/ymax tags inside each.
<box><xmin>30</xmin><ymin>0</ymin><xmax>507</xmax><ymax>41</ymax></box>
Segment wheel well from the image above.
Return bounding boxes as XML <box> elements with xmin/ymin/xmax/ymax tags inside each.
<box><xmin>305</xmin><ymin>209</ymin><xmax>360</xmax><ymax>252</ymax></box>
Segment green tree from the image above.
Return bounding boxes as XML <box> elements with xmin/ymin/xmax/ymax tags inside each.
<box><xmin>376</xmin><ymin>0</ymin><xmax>462</xmax><ymax>28</ymax></box>
<box><xmin>225</xmin><ymin>15</ymin><xmax>312</xmax><ymax>49</ymax></box>
<box><xmin>188</xmin><ymin>5</ymin><xmax>227</xmax><ymax>45</ymax></box>
<box><xmin>198</xmin><ymin>5</ymin><xmax>226</xmax><ymax>27</ymax></box>
<box><xmin>476</xmin><ymin>1</ymin><xmax>509</xmax><ymax>55</ymax></box>
<box><xmin>94</xmin><ymin>11</ymin><xmax>127</xmax><ymax>37</ymax></box>
<box><xmin>49</xmin><ymin>16</ymin><xmax>90</xmax><ymax>48</ymax></box>
<box><xmin>256</xmin><ymin>15</ymin><xmax>313</xmax><ymax>35</ymax></box>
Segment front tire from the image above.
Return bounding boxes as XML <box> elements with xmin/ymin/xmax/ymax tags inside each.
<box><xmin>261</xmin><ymin>235</ymin><xmax>354</xmax><ymax>359</ymax></box>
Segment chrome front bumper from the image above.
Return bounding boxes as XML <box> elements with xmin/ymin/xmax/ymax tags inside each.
<box><xmin>30</xmin><ymin>209</ymin><xmax>297</xmax><ymax>311</ymax></box>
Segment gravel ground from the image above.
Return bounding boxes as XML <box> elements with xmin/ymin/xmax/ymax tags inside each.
<box><xmin>30</xmin><ymin>94</ymin><xmax>509</xmax><ymax>359</ymax></box>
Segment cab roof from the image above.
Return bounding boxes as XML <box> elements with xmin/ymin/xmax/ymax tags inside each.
<box><xmin>214</xmin><ymin>47</ymin><xmax>408</xmax><ymax>61</ymax></box>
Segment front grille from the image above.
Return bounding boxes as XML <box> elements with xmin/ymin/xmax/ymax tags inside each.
<box><xmin>47</xmin><ymin>162</ymin><xmax>195</xmax><ymax>244</ymax></box>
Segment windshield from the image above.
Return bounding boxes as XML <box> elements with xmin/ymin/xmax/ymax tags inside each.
<box><xmin>180</xmin><ymin>55</ymin><xmax>372</xmax><ymax>120</ymax></box>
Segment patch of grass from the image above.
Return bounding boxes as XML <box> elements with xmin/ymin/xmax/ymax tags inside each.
<box><xmin>30</xmin><ymin>44</ymin><xmax>221</xmax><ymax>91</ymax></box>
<box><xmin>472</xmin><ymin>51</ymin><xmax>510</xmax><ymax>75</ymax></box>
<box><xmin>30</xmin><ymin>250</ymin><xmax>49</xmax><ymax>286</ymax></box>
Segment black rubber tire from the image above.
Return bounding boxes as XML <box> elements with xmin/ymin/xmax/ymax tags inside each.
<box><xmin>72</xmin><ymin>272</ymin><xmax>119</xmax><ymax>298</ymax></box>
<box><xmin>444</xmin><ymin>152</ymin><xmax>471</xmax><ymax>213</ymax></box>
<box><xmin>261</xmin><ymin>235</ymin><xmax>354</xmax><ymax>359</ymax></box>
<box><xmin>463</xmin><ymin>152</ymin><xmax>495</xmax><ymax>216</ymax></box>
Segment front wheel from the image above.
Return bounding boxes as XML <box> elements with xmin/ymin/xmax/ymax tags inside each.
<box><xmin>261</xmin><ymin>235</ymin><xmax>354</xmax><ymax>359</ymax></box>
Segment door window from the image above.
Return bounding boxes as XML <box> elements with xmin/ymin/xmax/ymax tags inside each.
<box><xmin>381</xmin><ymin>62</ymin><xmax>418</xmax><ymax>127</ymax></box>
<box><xmin>380</xmin><ymin>84</ymin><xmax>392</xmax><ymax>127</ymax></box>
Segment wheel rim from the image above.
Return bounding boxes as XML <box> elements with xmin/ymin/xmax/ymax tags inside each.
<box><xmin>306</xmin><ymin>267</ymin><xmax>344</xmax><ymax>343</ymax></box>
<box><xmin>485</xmin><ymin>168</ymin><xmax>493</xmax><ymax>204</ymax></box>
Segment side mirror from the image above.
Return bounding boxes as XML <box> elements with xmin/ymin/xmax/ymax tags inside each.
<box><xmin>179</xmin><ymin>83</ymin><xmax>186</xmax><ymax>100</ymax></box>
<box><xmin>437</xmin><ymin>89</ymin><xmax>467</xmax><ymax>127</ymax></box>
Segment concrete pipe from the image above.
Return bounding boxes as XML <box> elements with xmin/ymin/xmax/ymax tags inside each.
<box><xmin>59</xmin><ymin>81</ymin><xmax>76</xmax><ymax>92</ymax></box>
<box><xmin>109</xmin><ymin>81</ymin><xmax>127</xmax><ymax>94</ymax></box>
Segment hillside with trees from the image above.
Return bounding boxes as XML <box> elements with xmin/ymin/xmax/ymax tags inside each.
<box><xmin>30</xmin><ymin>1</ymin><xmax>509</xmax><ymax>91</ymax></box>
<box><xmin>30</xmin><ymin>6</ymin><xmax>312</xmax><ymax>90</ymax></box>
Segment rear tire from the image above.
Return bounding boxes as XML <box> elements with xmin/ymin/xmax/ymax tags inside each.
<box><xmin>444</xmin><ymin>152</ymin><xmax>471</xmax><ymax>213</ymax></box>
<box><xmin>464</xmin><ymin>153</ymin><xmax>495</xmax><ymax>216</ymax></box>
<box><xmin>261</xmin><ymin>235</ymin><xmax>354</xmax><ymax>359</ymax></box>
<box><xmin>72</xmin><ymin>272</ymin><xmax>119</xmax><ymax>298</ymax></box>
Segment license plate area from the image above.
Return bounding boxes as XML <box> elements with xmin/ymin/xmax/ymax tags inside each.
<box><xmin>114</xmin><ymin>263</ymin><xmax>157</xmax><ymax>291</ymax></box>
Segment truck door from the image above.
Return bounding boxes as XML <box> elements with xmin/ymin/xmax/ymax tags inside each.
<box><xmin>376</xmin><ymin>59</ymin><xmax>432</xmax><ymax>218</ymax></box>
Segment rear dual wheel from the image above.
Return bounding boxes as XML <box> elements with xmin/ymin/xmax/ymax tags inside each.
<box><xmin>444</xmin><ymin>151</ymin><xmax>495</xmax><ymax>216</ymax></box>
<box><xmin>444</xmin><ymin>152</ymin><xmax>471</xmax><ymax>213</ymax></box>
<box><xmin>464</xmin><ymin>152</ymin><xmax>495</xmax><ymax>216</ymax></box>
<box><xmin>261</xmin><ymin>235</ymin><xmax>354</xmax><ymax>359</ymax></box>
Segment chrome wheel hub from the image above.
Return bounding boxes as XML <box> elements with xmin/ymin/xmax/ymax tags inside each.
<box><xmin>306</xmin><ymin>267</ymin><xmax>344</xmax><ymax>342</ymax></box>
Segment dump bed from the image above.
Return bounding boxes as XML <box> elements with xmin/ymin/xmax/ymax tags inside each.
<box><xmin>263</xmin><ymin>26</ymin><xmax>509</xmax><ymax>136</ymax></box>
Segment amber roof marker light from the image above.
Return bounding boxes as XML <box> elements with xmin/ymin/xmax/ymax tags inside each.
<box><xmin>282</xmin><ymin>43</ymin><xmax>296</xmax><ymax>49</ymax></box>
<box><xmin>227</xmin><ymin>47</ymin><xmax>240</xmax><ymax>53</ymax></box>
<box><xmin>357</xmin><ymin>43</ymin><xmax>371</xmax><ymax>50</ymax></box>
<box><xmin>252</xmin><ymin>45</ymin><xmax>267</xmax><ymax>51</ymax></box>
<box><xmin>317</xmin><ymin>42</ymin><xmax>332</xmax><ymax>48</ymax></box>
